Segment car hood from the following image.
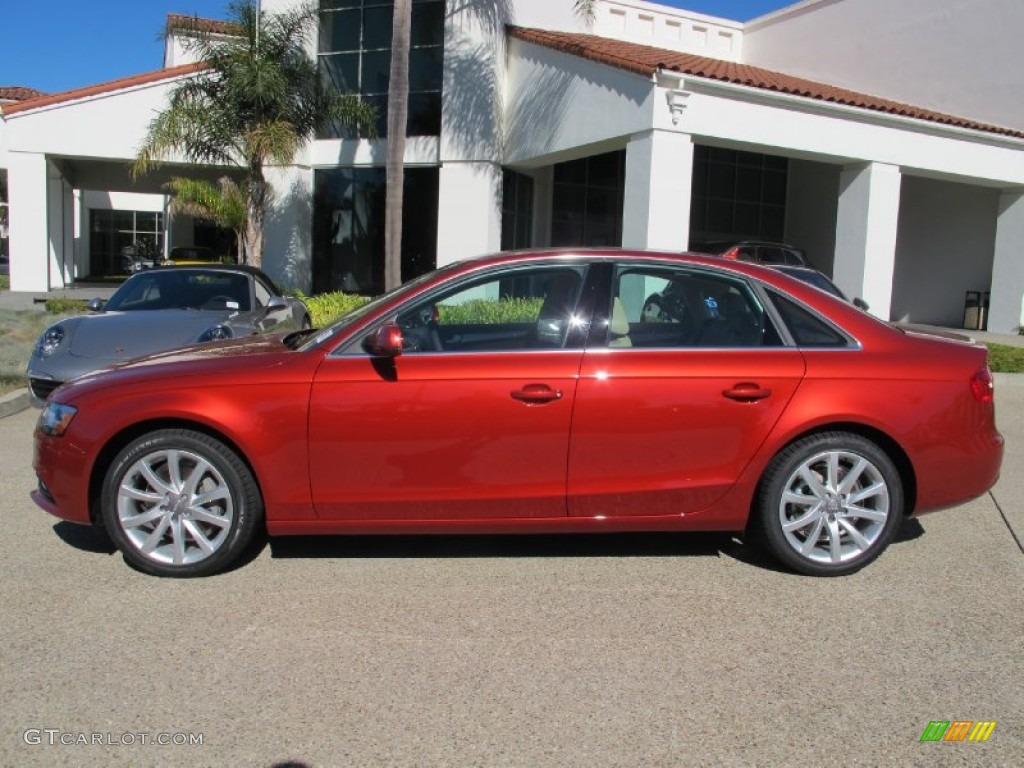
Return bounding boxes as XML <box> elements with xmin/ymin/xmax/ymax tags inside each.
<box><xmin>66</xmin><ymin>310</ymin><xmax>236</xmax><ymax>360</ymax></box>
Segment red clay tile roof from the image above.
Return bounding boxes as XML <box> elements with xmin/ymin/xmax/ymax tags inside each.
<box><xmin>509</xmin><ymin>27</ymin><xmax>1024</xmax><ymax>140</ymax></box>
<box><xmin>0</xmin><ymin>86</ymin><xmax>47</xmax><ymax>103</ymax></box>
<box><xmin>2</xmin><ymin>63</ymin><xmax>205</xmax><ymax>116</ymax></box>
<box><xmin>166</xmin><ymin>13</ymin><xmax>241</xmax><ymax>37</ymax></box>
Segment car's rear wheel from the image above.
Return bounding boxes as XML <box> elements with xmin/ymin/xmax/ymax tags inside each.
<box><xmin>754</xmin><ymin>432</ymin><xmax>903</xmax><ymax>576</ymax></box>
<box><xmin>100</xmin><ymin>429</ymin><xmax>263</xmax><ymax>577</ymax></box>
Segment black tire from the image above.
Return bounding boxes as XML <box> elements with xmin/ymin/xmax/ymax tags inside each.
<box><xmin>100</xmin><ymin>429</ymin><xmax>263</xmax><ymax>577</ymax></box>
<box><xmin>753</xmin><ymin>432</ymin><xmax>904</xmax><ymax>576</ymax></box>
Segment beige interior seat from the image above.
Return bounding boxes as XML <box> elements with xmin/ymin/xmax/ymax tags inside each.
<box><xmin>609</xmin><ymin>297</ymin><xmax>632</xmax><ymax>348</ymax></box>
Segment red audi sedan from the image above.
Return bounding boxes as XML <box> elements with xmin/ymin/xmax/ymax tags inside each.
<box><xmin>32</xmin><ymin>250</ymin><xmax>1003</xmax><ymax>577</ymax></box>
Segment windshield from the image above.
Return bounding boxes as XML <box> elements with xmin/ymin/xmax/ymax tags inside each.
<box><xmin>106</xmin><ymin>270</ymin><xmax>252</xmax><ymax>312</ymax></box>
<box><xmin>296</xmin><ymin>263</ymin><xmax>463</xmax><ymax>352</ymax></box>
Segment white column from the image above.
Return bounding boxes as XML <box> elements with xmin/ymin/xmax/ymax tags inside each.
<box><xmin>55</xmin><ymin>174</ymin><xmax>74</xmax><ymax>286</ymax></box>
<box><xmin>835</xmin><ymin>162</ymin><xmax>901</xmax><ymax>319</ymax></box>
<box><xmin>263</xmin><ymin>165</ymin><xmax>314</xmax><ymax>294</ymax></box>
<box><xmin>833</xmin><ymin>162</ymin><xmax>902</xmax><ymax>319</ymax></box>
<box><xmin>7</xmin><ymin>151</ymin><xmax>50</xmax><ymax>292</ymax></box>
<box><xmin>621</xmin><ymin>130</ymin><xmax>693</xmax><ymax>251</ymax></box>
<box><xmin>989</xmin><ymin>191</ymin><xmax>1024</xmax><ymax>333</ymax></box>
<box><xmin>436</xmin><ymin>161</ymin><xmax>501</xmax><ymax>266</ymax></box>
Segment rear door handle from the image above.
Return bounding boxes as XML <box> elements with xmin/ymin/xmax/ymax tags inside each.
<box><xmin>722</xmin><ymin>383</ymin><xmax>772</xmax><ymax>402</ymax></box>
<box><xmin>511</xmin><ymin>384</ymin><xmax>563</xmax><ymax>404</ymax></box>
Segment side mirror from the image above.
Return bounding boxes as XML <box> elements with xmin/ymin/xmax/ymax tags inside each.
<box><xmin>365</xmin><ymin>323</ymin><xmax>404</xmax><ymax>357</ymax></box>
<box><xmin>87</xmin><ymin>298</ymin><xmax>106</xmax><ymax>312</ymax></box>
<box><xmin>853</xmin><ymin>297</ymin><xmax>870</xmax><ymax>311</ymax></box>
<box><xmin>266</xmin><ymin>295</ymin><xmax>288</xmax><ymax>312</ymax></box>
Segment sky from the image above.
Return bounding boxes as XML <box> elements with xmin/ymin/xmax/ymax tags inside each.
<box><xmin>0</xmin><ymin>1</ymin><xmax>794</xmax><ymax>95</ymax></box>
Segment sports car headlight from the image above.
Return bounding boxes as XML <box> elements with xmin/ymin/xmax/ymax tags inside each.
<box><xmin>198</xmin><ymin>325</ymin><xmax>233</xmax><ymax>343</ymax></box>
<box><xmin>38</xmin><ymin>402</ymin><xmax>77</xmax><ymax>437</ymax></box>
<box><xmin>36</xmin><ymin>325</ymin><xmax>66</xmax><ymax>357</ymax></box>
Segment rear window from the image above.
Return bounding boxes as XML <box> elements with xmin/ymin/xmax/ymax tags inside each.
<box><xmin>770</xmin><ymin>293</ymin><xmax>850</xmax><ymax>348</ymax></box>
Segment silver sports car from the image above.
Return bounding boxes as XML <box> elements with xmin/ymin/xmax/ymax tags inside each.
<box><xmin>27</xmin><ymin>265</ymin><xmax>310</xmax><ymax>405</ymax></box>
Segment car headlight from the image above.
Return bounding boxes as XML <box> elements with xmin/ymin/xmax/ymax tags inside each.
<box><xmin>198</xmin><ymin>325</ymin><xmax>233</xmax><ymax>343</ymax></box>
<box><xmin>35</xmin><ymin>325</ymin><xmax>66</xmax><ymax>357</ymax></box>
<box><xmin>38</xmin><ymin>402</ymin><xmax>77</xmax><ymax>437</ymax></box>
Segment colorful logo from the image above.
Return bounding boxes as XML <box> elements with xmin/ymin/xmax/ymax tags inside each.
<box><xmin>920</xmin><ymin>721</ymin><xmax>997</xmax><ymax>742</ymax></box>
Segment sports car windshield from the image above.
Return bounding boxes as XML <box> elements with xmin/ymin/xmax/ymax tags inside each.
<box><xmin>105</xmin><ymin>271</ymin><xmax>252</xmax><ymax>312</ymax></box>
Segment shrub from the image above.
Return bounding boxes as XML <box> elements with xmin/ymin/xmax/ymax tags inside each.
<box><xmin>438</xmin><ymin>298</ymin><xmax>543</xmax><ymax>325</ymax></box>
<box><xmin>45</xmin><ymin>298</ymin><xmax>89</xmax><ymax>315</ymax></box>
<box><xmin>304</xmin><ymin>292</ymin><xmax>371</xmax><ymax>327</ymax></box>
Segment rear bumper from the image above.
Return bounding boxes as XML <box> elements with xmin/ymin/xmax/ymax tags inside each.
<box><xmin>913</xmin><ymin>428</ymin><xmax>1004</xmax><ymax>515</ymax></box>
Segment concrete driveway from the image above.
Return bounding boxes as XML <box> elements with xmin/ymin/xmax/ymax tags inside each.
<box><xmin>0</xmin><ymin>380</ymin><xmax>1021</xmax><ymax>767</ymax></box>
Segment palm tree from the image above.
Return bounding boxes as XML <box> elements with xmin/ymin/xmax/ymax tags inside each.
<box><xmin>134</xmin><ymin>0</ymin><xmax>375</xmax><ymax>269</ymax></box>
<box><xmin>575</xmin><ymin>0</ymin><xmax>597</xmax><ymax>25</ymax></box>
<box><xmin>384</xmin><ymin>0</ymin><xmax>412</xmax><ymax>291</ymax></box>
<box><xmin>165</xmin><ymin>177</ymin><xmax>247</xmax><ymax>264</ymax></box>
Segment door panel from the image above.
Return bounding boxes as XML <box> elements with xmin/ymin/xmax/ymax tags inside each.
<box><xmin>568</xmin><ymin>349</ymin><xmax>805</xmax><ymax>518</ymax></box>
<box><xmin>309</xmin><ymin>351</ymin><xmax>583</xmax><ymax>520</ymax></box>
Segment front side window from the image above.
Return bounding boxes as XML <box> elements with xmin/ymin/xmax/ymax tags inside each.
<box><xmin>605</xmin><ymin>265</ymin><xmax>782</xmax><ymax>349</ymax></box>
<box><xmin>391</xmin><ymin>266</ymin><xmax>587</xmax><ymax>353</ymax></box>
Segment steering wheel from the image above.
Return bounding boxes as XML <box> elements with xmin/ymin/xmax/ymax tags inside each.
<box><xmin>398</xmin><ymin>304</ymin><xmax>443</xmax><ymax>352</ymax></box>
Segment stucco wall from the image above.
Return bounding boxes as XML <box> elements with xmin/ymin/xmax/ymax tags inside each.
<box><xmin>891</xmin><ymin>176</ymin><xmax>999</xmax><ymax>326</ymax></box>
<box><xmin>743</xmin><ymin>0</ymin><xmax>1024</xmax><ymax>132</ymax></box>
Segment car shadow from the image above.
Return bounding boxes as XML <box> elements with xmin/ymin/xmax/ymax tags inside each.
<box><xmin>52</xmin><ymin>521</ymin><xmax>116</xmax><ymax>555</ymax></box>
<box><xmin>269</xmin><ymin>531</ymin><xmax>736</xmax><ymax>563</ymax></box>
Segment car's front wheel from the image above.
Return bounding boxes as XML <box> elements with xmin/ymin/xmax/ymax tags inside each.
<box><xmin>100</xmin><ymin>429</ymin><xmax>263</xmax><ymax>577</ymax></box>
<box><xmin>754</xmin><ymin>432</ymin><xmax>904</xmax><ymax>576</ymax></box>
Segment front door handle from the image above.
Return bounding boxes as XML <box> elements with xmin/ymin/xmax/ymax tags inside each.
<box><xmin>722</xmin><ymin>382</ymin><xmax>772</xmax><ymax>402</ymax></box>
<box><xmin>511</xmin><ymin>384</ymin><xmax>563</xmax><ymax>404</ymax></box>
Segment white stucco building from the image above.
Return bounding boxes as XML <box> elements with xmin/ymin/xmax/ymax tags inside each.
<box><xmin>1</xmin><ymin>0</ymin><xmax>1022</xmax><ymax>331</ymax></box>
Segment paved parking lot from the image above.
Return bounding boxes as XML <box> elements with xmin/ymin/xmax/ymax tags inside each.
<box><xmin>1</xmin><ymin>379</ymin><xmax>1021</xmax><ymax>767</ymax></box>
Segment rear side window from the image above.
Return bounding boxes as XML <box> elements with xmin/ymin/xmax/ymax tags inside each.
<box><xmin>770</xmin><ymin>293</ymin><xmax>850</xmax><ymax>347</ymax></box>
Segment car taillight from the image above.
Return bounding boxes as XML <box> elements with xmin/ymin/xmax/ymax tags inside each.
<box><xmin>970</xmin><ymin>366</ymin><xmax>994</xmax><ymax>404</ymax></box>
<box><xmin>722</xmin><ymin>247</ymin><xmax>740</xmax><ymax>260</ymax></box>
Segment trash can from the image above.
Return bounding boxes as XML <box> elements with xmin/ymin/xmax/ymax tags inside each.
<box><xmin>964</xmin><ymin>291</ymin><xmax>982</xmax><ymax>330</ymax></box>
<box><xmin>980</xmin><ymin>291</ymin><xmax>990</xmax><ymax>331</ymax></box>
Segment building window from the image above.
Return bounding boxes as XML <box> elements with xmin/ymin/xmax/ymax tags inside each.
<box><xmin>550</xmin><ymin>151</ymin><xmax>626</xmax><ymax>247</ymax></box>
<box><xmin>318</xmin><ymin>0</ymin><xmax>444</xmax><ymax>138</ymax></box>
<box><xmin>501</xmin><ymin>170</ymin><xmax>534</xmax><ymax>251</ymax></box>
<box><xmin>89</xmin><ymin>210</ymin><xmax>164</xmax><ymax>277</ymax></box>
<box><xmin>689</xmin><ymin>147</ymin><xmax>788</xmax><ymax>244</ymax></box>
<box><xmin>312</xmin><ymin>166</ymin><xmax>438</xmax><ymax>295</ymax></box>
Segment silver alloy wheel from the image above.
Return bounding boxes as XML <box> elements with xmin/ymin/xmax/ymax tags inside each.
<box><xmin>116</xmin><ymin>448</ymin><xmax>235</xmax><ymax>566</ymax></box>
<box><xmin>777</xmin><ymin>449</ymin><xmax>890</xmax><ymax>565</ymax></box>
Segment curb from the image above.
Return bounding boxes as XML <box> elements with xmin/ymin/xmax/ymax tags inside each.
<box><xmin>0</xmin><ymin>389</ymin><xmax>31</xmax><ymax>419</ymax></box>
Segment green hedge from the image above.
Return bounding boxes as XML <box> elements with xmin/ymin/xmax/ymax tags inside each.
<box><xmin>303</xmin><ymin>292</ymin><xmax>371</xmax><ymax>327</ymax></box>
<box><xmin>303</xmin><ymin>294</ymin><xmax>544</xmax><ymax>328</ymax></box>
<box><xmin>45</xmin><ymin>298</ymin><xmax>89</xmax><ymax>315</ymax></box>
<box><xmin>437</xmin><ymin>297</ymin><xmax>543</xmax><ymax>325</ymax></box>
